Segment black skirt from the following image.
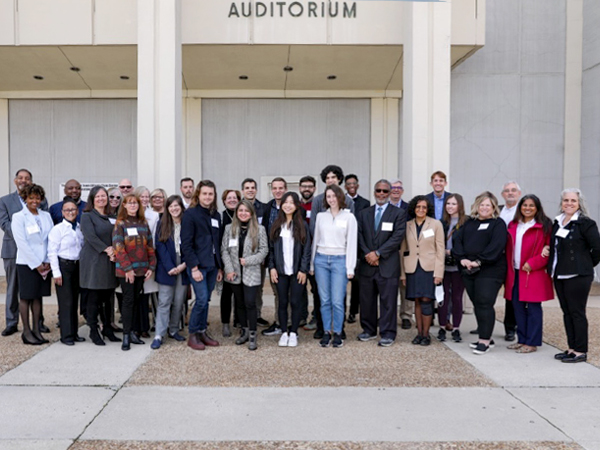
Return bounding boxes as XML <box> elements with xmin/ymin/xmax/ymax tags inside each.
<box><xmin>406</xmin><ymin>262</ymin><xmax>435</xmax><ymax>300</ymax></box>
<box><xmin>16</xmin><ymin>264</ymin><xmax>51</xmax><ymax>300</ymax></box>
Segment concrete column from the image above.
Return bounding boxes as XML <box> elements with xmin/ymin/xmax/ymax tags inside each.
<box><xmin>401</xmin><ymin>0</ymin><xmax>451</xmax><ymax>196</ymax></box>
<box><xmin>563</xmin><ymin>0</ymin><xmax>583</xmax><ymax>189</ymax></box>
<box><xmin>183</xmin><ymin>97</ymin><xmax>203</xmax><ymax>185</ymax></box>
<box><xmin>0</xmin><ymin>99</ymin><xmax>9</xmax><ymax>195</ymax></box>
<box><xmin>137</xmin><ymin>0</ymin><xmax>182</xmax><ymax>193</ymax></box>
<box><xmin>371</xmin><ymin>98</ymin><xmax>399</xmax><ymax>192</ymax></box>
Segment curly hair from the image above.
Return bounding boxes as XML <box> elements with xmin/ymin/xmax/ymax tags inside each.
<box><xmin>407</xmin><ymin>195</ymin><xmax>434</xmax><ymax>220</ymax></box>
<box><xmin>320</xmin><ymin>165</ymin><xmax>344</xmax><ymax>185</ymax></box>
<box><xmin>20</xmin><ymin>184</ymin><xmax>45</xmax><ymax>202</ymax></box>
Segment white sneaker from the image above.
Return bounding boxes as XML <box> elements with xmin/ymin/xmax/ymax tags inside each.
<box><xmin>278</xmin><ymin>332</ymin><xmax>289</xmax><ymax>347</ymax></box>
<box><xmin>288</xmin><ymin>332</ymin><xmax>298</xmax><ymax>347</ymax></box>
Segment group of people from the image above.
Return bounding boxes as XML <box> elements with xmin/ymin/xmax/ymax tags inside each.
<box><xmin>1</xmin><ymin>167</ymin><xmax>598</xmax><ymax>362</ymax></box>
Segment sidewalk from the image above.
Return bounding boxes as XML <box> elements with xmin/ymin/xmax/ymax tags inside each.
<box><xmin>0</xmin><ymin>293</ymin><xmax>599</xmax><ymax>449</ymax></box>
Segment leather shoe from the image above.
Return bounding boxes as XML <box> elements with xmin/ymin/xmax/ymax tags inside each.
<box><xmin>74</xmin><ymin>335</ymin><xmax>86</xmax><ymax>342</ymax></box>
<box><xmin>199</xmin><ymin>331</ymin><xmax>219</xmax><ymax>347</ymax></box>
<box><xmin>554</xmin><ymin>350</ymin><xmax>573</xmax><ymax>360</ymax></box>
<box><xmin>130</xmin><ymin>332</ymin><xmax>145</xmax><ymax>345</ymax></box>
<box><xmin>61</xmin><ymin>339</ymin><xmax>75</xmax><ymax>346</ymax></box>
<box><xmin>401</xmin><ymin>319</ymin><xmax>411</xmax><ymax>330</ymax></box>
<box><xmin>168</xmin><ymin>332</ymin><xmax>186</xmax><ymax>342</ymax></box>
<box><xmin>122</xmin><ymin>333</ymin><xmax>131</xmax><ymax>351</ymax></box>
<box><xmin>504</xmin><ymin>330</ymin><xmax>516</xmax><ymax>342</ymax></box>
<box><xmin>1</xmin><ymin>326</ymin><xmax>18</xmax><ymax>336</ymax></box>
<box><xmin>39</xmin><ymin>323</ymin><xmax>51</xmax><ymax>333</ymax></box>
<box><xmin>470</xmin><ymin>329</ymin><xmax>479</xmax><ymax>335</ymax></box>
<box><xmin>188</xmin><ymin>332</ymin><xmax>205</xmax><ymax>350</ymax></box>
<box><xmin>562</xmin><ymin>353</ymin><xmax>587</xmax><ymax>363</ymax></box>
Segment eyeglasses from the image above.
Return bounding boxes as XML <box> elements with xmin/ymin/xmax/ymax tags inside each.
<box><xmin>391</xmin><ymin>186</ymin><xmax>403</xmax><ymax>190</ymax></box>
<box><xmin>375</xmin><ymin>189</ymin><xmax>390</xmax><ymax>194</ymax></box>
<box><xmin>299</xmin><ymin>184</ymin><xmax>315</xmax><ymax>189</ymax></box>
<box><xmin>125</xmin><ymin>202</ymin><xmax>138</xmax><ymax>205</ymax></box>
<box><xmin>109</xmin><ymin>195</ymin><xmax>121</xmax><ymax>200</ymax></box>
<box><xmin>119</xmin><ymin>185</ymin><xmax>132</xmax><ymax>189</ymax></box>
<box><xmin>62</xmin><ymin>208</ymin><xmax>77</xmax><ymax>213</ymax></box>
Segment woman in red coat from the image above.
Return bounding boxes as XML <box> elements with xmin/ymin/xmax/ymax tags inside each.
<box><xmin>504</xmin><ymin>194</ymin><xmax>553</xmax><ymax>353</ymax></box>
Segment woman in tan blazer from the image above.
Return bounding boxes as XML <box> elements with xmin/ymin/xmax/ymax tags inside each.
<box><xmin>401</xmin><ymin>196</ymin><xmax>445</xmax><ymax>346</ymax></box>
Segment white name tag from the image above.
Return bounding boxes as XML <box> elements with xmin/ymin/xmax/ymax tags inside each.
<box><xmin>109</xmin><ymin>218</ymin><xmax>116</xmax><ymax>225</ymax></box>
<box><xmin>306</xmin><ymin>211</ymin><xmax>311</xmax><ymax>218</ymax></box>
<box><xmin>422</xmin><ymin>228</ymin><xmax>435</xmax><ymax>238</ymax></box>
<box><xmin>478</xmin><ymin>223</ymin><xmax>489</xmax><ymax>231</ymax></box>
<box><xmin>229</xmin><ymin>238</ymin><xmax>238</xmax><ymax>247</ymax></box>
<box><xmin>381</xmin><ymin>222</ymin><xmax>393</xmax><ymax>232</ymax></box>
<box><xmin>336</xmin><ymin>220</ymin><xmax>347</xmax><ymax>229</ymax></box>
<box><xmin>126</xmin><ymin>227</ymin><xmax>139</xmax><ymax>237</ymax></box>
<box><xmin>211</xmin><ymin>218</ymin><xmax>219</xmax><ymax>228</ymax></box>
<box><xmin>556</xmin><ymin>228</ymin><xmax>570</xmax><ymax>238</ymax></box>
<box><xmin>280</xmin><ymin>228</ymin><xmax>291</xmax><ymax>238</ymax></box>
<box><xmin>258</xmin><ymin>217</ymin><xmax>263</xmax><ymax>225</ymax></box>
<box><xmin>26</xmin><ymin>224</ymin><xmax>40</xmax><ymax>235</ymax></box>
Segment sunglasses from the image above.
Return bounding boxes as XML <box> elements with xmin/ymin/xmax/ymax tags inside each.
<box><xmin>375</xmin><ymin>189</ymin><xmax>390</xmax><ymax>194</ymax></box>
<box><xmin>119</xmin><ymin>185</ymin><xmax>132</xmax><ymax>189</ymax></box>
<box><xmin>109</xmin><ymin>195</ymin><xmax>121</xmax><ymax>199</ymax></box>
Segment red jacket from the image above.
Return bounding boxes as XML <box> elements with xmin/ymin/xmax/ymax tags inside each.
<box><xmin>505</xmin><ymin>221</ymin><xmax>553</xmax><ymax>303</ymax></box>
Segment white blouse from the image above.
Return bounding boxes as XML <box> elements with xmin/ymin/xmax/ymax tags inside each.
<box><xmin>47</xmin><ymin>220</ymin><xmax>84</xmax><ymax>278</ymax></box>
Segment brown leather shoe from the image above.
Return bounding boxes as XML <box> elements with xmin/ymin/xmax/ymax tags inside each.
<box><xmin>187</xmin><ymin>332</ymin><xmax>205</xmax><ymax>350</ymax></box>
<box><xmin>199</xmin><ymin>331</ymin><xmax>219</xmax><ymax>347</ymax></box>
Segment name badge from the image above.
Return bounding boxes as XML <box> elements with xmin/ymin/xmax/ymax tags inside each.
<box><xmin>109</xmin><ymin>218</ymin><xmax>116</xmax><ymax>225</ymax></box>
<box><xmin>229</xmin><ymin>238</ymin><xmax>238</xmax><ymax>247</ymax></box>
<box><xmin>556</xmin><ymin>228</ymin><xmax>570</xmax><ymax>238</ymax></box>
<box><xmin>211</xmin><ymin>218</ymin><xmax>219</xmax><ymax>228</ymax></box>
<box><xmin>258</xmin><ymin>217</ymin><xmax>263</xmax><ymax>225</ymax></box>
<box><xmin>26</xmin><ymin>224</ymin><xmax>40</xmax><ymax>235</ymax></box>
<box><xmin>280</xmin><ymin>228</ymin><xmax>291</xmax><ymax>238</ymax></box>
<box><xmin>478</xmin><ymin>223</ymin><xmax>489</xmax><ymax>231</ymax></box>
<box><xmin>336</xmin><ymin>220</ymin><xmax>347</xmax><ymax>229</ymax></box>
<box><xmin>306</xmin><ymin>211</ymin><xmax>311</xmax><ymax>219</ymax></box>
<box><xmin>422</xmin><ymin>228</ymin><xmax>435</xmax><ymax>239</ymax></box>
<box><xmin>381</xmin><ymin>222</ymin><xmax>393</xmax><ymax>232</ymax></box>
<box><xmin>126</xmin><ymin>227</ymin><xmax>139</xmax><ymax>237</ymax></box>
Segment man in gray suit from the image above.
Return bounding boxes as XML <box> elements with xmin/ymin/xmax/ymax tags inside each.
<box><xmin>1</xmin><ymin>169</ymin><xmax>48</xmax><ymax>336</ymax></box>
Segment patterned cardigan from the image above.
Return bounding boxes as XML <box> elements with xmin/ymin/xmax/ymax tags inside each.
<box><xmin>112</xmin><ymin>218</ymin><xmax>157</xmax><ymax>278</ymax></box>
<box><xmin>221</xmin><ymin>223</ymin><xmax>268</xmax><ymax>287</ymax></box>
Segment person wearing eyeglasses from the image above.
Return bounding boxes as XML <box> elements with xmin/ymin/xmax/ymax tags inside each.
<box><xmin>48</xmin><ymin>197</ymin><xmax>84</xmax><ymax>345</ymax></box>
<box><xmin>118</xmin><ymin>179</ymin><xmax>134</xmax><ymax>197</ymax></box>
<box><xmin>49</xmin><ymin>179</ymin><xmax>87</xmax><ymax>225</ymax></box>
<box><xmin>108</xmin><ymin>187</ymin><xmax>122</xmax><ymax>212</ymax></box>
<box><xmin>150</xmin><ymin>188</ymin><xmax>167</xmax><ymax>215</ymax></box>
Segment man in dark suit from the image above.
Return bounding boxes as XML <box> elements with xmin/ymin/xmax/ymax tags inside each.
<box><xmin>356</xmin><ymin>179</ymin><xmax>407</xmax><ymax>347</ymax></box>
<box><xmin>389</xmin><ymin>179</ymin><xmax>408</xmax><ymax>210</ymax></box>
<box><xmin>49</xmin><ymin>179</ymin><xmax>87</xmax><ymax>224</ymax></box>
<box><xmin>425</xmin><ymin>170</ymin><xmax>451</xmax><ymax>220</ymax></box>
<box><xmin>344</xmin><ymin>174</ymin><xmax>370</xmax><ymax>324</ymax></box>
<box><xmin>1</xmin><ymin>169</ymin><xmax>48</xmax><ymax>336</ymax></box>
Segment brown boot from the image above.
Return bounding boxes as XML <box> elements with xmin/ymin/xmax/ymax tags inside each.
<box><xmin>199</xmin><ymin>331</ymin><xmax>219</xmax><ymax>347</ymax></box>
<box><xmin>187</xmin><ymin>332</ymin><xmax>205</xmax><ymax>350</ymax></box>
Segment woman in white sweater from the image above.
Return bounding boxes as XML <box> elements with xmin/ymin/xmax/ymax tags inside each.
<box><xmin>310</xmin><ymin>184</ymin><xmax>357</xmax><ymax>348</ymax></box>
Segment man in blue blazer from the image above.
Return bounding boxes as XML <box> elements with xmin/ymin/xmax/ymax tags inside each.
<box><xmin>1</xmin><ymin>169</ymin><xmax>48</xmax><ymax>336</ymax></box>
<box><xmin>425</xmin><ymin>171</ymin><xmax>451</xmax><ymax>220</ymax></box>
<box><xmin>48</xmin><ymin>179</ymin><xmax>86</xmax><ymax>225</ymax></box>
<box><xmin>356</xmin><ymin>180</ymin><xmax>407</xmax><ymax>347</ymax></box>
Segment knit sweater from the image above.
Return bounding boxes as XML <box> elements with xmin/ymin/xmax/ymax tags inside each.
<box><xmin>112</xmin><ymin>217</ymin><xmax>157</xmax><ymax>278</ymax></box>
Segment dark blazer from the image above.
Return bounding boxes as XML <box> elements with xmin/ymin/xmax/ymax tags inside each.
<box><xmin>79</xmin><ymin>209</ymin><xmax>119</xmax><ymax>290</ymax></box>
<box><xmin>0</xmin><ymin>191</ymin><xmax>48</xmax><ymax>259</ymax></box>
<box><xmin>357</xmin><ymin>203</ymin><xmax>406</xmax><ymax>278</ymax></box>
<box><xmin>426</xmin><ymin>191</ymin><xmax>451</xmax><ymax>220</ymax></box>
<box><xmin>261</xmin><ymin>199</ymin><xmax>278</xmax><ymax>238</ymax></box>
<box><xmin>49</xmin><ymin>200</ymin><xmax>87</xmax><ymax>225</ymax></box>
<box><xmin>352</xmin><ymin>195</ymin><xmax>371</xmax><ymax>216</ymax></box>
<box><xmin>268</xmin><ymin>221</ymin><xmax>312</xmax><ymax>275</ymax></box>
<box><xmin>155</xmin><ymin>222</ymin><xmax>190</xmax><ymax>286</ymax></box>
<box><xmin>181</xmin><ymin>205</ymin><xmax>222</xmax><ymax>271</ymax></box>
<box><xmin>547</xmin><ymin>214</ymin><xmax>600</xmax><ymax>277</ymax></box>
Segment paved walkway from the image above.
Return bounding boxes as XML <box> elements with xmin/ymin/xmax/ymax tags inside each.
<box><xmin>1</xmin><ymin>294</ymin><xmax>600</xmax><ymax>449</ymax></box>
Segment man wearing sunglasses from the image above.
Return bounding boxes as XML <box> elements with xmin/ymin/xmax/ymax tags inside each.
<box><xmin>49</xmin><ymin>179</ymin><xmax>86</xmax><ymax>225</ymax></box>
<box><xmin>356</xmin><ymin>180</ymin><xmax>406</xmax><ymax>347</ymax></box>
<box><xmin>118</xmin><ymin>179</ymin><xmax>134</xmax><ymax>196</ymax></box>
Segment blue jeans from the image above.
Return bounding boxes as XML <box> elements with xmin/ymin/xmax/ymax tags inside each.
<box><xmin>314</xmin><ymin>253</ymin><xmax>347</xmax><ymax>334</ymax></box>
<box><xmin>188</xmin><ymin>267</ymin><xmax>218</xmax><ymax>334</ymax></box>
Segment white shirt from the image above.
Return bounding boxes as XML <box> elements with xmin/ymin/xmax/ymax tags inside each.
<box><xmin>552</xmin><ymin>211</ymin><xmax>579</xmax><ymax>279</ymax></box>
<box><xmin>47</xmin><ymin>220</ymin><xmax>84</xmax><ymax>278</ymax></box>
<box><xmin>311</xmin><ymin>209</ymin><xmax>358</xmax><ymax>275</ymax></box>
<box><xmin>500</xmin><ymin>204</ymin><xmax>518</xmax><ymax>225</ymax></box>
<box><xmin>514</xmin><ymin>219</ymin><xmax>536</xmax><ymax>269</ymax></box>
<box><xmin>281</xmin><ymin>223</ymin><xmax>294</xmax><ymax>275</ymax></box>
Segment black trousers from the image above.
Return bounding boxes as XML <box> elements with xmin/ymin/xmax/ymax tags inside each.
<box><xmin>86</xmin><ymin>288</ymin><xmax>113</xmax><ymax>330</ymax></box>
<box><xmin>276</xmin><ymin>273</ymin><xmax>306</xmax><ymax>334</ymax></box>
<box><xmin>220</xmin><ymin>281</ymin><xmax>238</xmax><ymax>325</ymax></box>
<box><xmin>554</xmin><ymin>275</ymin><xmax>593</xmax><ymax>353</ymax></box>
<box><xmin>230</xmin><ymin>283</ymin><xmax>259</xmax><ymax>331</ymax></box>
<box><xmin>349</xmin><ymin>276</ymin><xmax>360</xmax><ymax>316</ymax></box>
<box><xmin>134</xmin><ymin>292</ymin><xmax>151</xmax><ymax>333</ymax></box>
<box><xmin>56</xmin><ymin>259</ymin><xmax>80</xmax><ymax>341</ymax></box>
<box><xmin>121</xmin><ymin>276</ymin><xmax>145</xmax><ymax>334</ymax></box>
<box><xmin>503</xmin><ymin>298</ymin><xmax>516</xmax><ymax>333</ymax></box>
<box><xmin>461</xmin><ymin>275</ymin><xmax>503</xmax><ymax>340</ymax></box>
<box><xmin>359</xmin><ymin>273</ymin><xmax>399</xmax><ymax>340</ymax></box>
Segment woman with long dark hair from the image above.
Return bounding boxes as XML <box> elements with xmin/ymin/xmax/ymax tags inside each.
<box><xmin>221</xmin><ymin>200</ymin><xmax>268</xmax><ymax>350</ymax></box>
<box><xmin>112</xmin><ymin>193</ymin><xmax>156</xmax><ymax>351</ymax></box>
<box><xmin>151</xmin><ymin>195</ymin><xmax>189</xmax><ymax>349</ymax></box>
<box><xmin>220</xmin><ymin>189</ymin><xmax>241</xmax><ymax>337</ymax></box>
<box><xmin>504</xmin><ymin>194</ymin><xmax>553</xmax><ymax>354</ymax></box>
<box><xmin>268</xmin><ymin>192</ymin><xmax>311</xmax><ymax>347</ymax></box>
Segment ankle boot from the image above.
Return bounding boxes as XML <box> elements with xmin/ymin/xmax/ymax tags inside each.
<box><xmin>222</xmin><ymin>323</ymin><xmax>231</xmax><ymax>337</ymax></box>
<box><xmin>236</xmin><ymin>327</ymin><xmax>249</xmax><ymax>345</ymax></box>
<box><xmin>90</xmin><ymin>326</ymin><xmax>106</xmax><ymax>346</ymax></box>
<box><xmin>199</xmin><ymin>330</ymin><xmax>219</xmax><ymax>347</ymax></box>
<box><xmin>121</xmin><ymin>333</ymin><xmax>131</xmax><ymax>351</ymax></box>
<box><xmin>130</xmin><ymin>332</ymin><xmax>145</xmax><ymax>345</ymax></box>
<box><xmin>248</xmin><ymin>331</ymin><xmax>257</xmax><ymax>351</ymax></box>
<box><xmin>187</xmin><ymin>332</ymin><xmax>205</xmax><ymax>350</ymax></box>
<box><xmin>102</xmin><ymin>327</ymin><xmax>122</xmax><ymax>342</ymax></box>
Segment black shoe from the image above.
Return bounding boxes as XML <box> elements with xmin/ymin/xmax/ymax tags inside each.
<box><xmin>256</xmin><ymin>317</ymin><xmax>269</xmax><ymax>327</ymax></box>
<box><xmin>554</xmin><ymin>350</ymin><xmax>574</xmax><ymax>360</ymax></box>
<box><xmin>451</xmin><ymin>329</ymin><xmax>462</xmax><ymax>342</ymax></box>
<box><xmin>347</xmin><ymin>314</ymin><xmax>356</xmax><ymax>324</ymax></box>
<box><xmin>320</xmin><ymin>332</ymin><xmax>332</xmax><ymax>347</ymax></box>
<box><xmin>469</xmin><ymin>340</ymin><xmax>495</xmax><ymax>349</ymax></box>
<box><xmin>472</xmin><ymin>342</ymin><xmax>491</xmax><ymax>354</ymax></box>
<box><xmin>469</xmin><ymin>329</ymin><xmax>479</xmax><ymax>335</ymax></box>
<box><xmin>357</xmin><ymin>332</ymin><xmax>377</xmax><ymax>342</ymax></box>
<box><xmin>1</xmin><ymin>326</ymin><xmax>18</xmax><ymax>336</ymax></box>
<box><xmin>89</xmin><ymin>327</ymin><xmax>106</xmax><ymax>346</ymax></box>
<box><xmin>332</xmin><ymin>333</ymin><xmax>343</xmax><ymax>348</ymax></box>
<box><xmin>313</xmin><ymin>329</ymin><xmax>324</xmax><ymax>340</ymax></box>
<box><xmin>562</xmin><ymin>353</ymin><xmax>587</xmax><ymax>364</ymax></box>
<box><xmin>412</xmin><ymin>335</ymin><xmax>424</xmax><ymax>345</ymax></box>
<box><xmin>130</xmin><ymin>332</ymin><xmax>145</xmax><ymax>345</ymax></box>
<box><xmin>74</xmin><ymin>335</ymin><xmax>86</xmax><ymax>342</ymax></box>
<box><xmin>401</xmin><ymin>319</ymin><xmax>411</xmax><ymax>330</ymax></box>
<box><xmin>21</xmin><ymin>333</ymin><xmax>42</xmax><ymax>345</ymax></box>
<box><xmin>39</xmin><ymin>323</ymin><xmax>50</xmax><ymax>333</ymax></box>
<box><xmin>504</xmin><ymin>330</ymin><xmax>516</xmax><ymax>342</ymax></box>
<box><xmin>437</xmin><ymin>329</ymin><xmax>446</xmax><ymax>342</ymax></box>
<box><xmin>102</xmin><ymin>327</ymin><xmax>122</xmax><ymax>342</ymax></box>
<box><xmin>122</xmin><ymin>333</ymin><xmax>131</xmax><ymax>351</ymax></box>
<box><xmin>168</xmin><ymin>332</ymin><xmax>186</xmax><ymax>342</ymax></box>
<box><xmin>341</xmin><ymin>330</ymin><xmax>346</xmax><ymax>340</ymax></box>
<box><xmin>262</xmin><ymin>323</ymin><xmax>282</xmax><ymax>336</ymax></box>
<box><xmin>420</xmin><ymin>335</ymin><xmax>431</xmax><ymax>346</ymax></box>
<box><xmin>32</xmin><ymin>332</ymin><xmax>49</xmax><ymax>344</ymax></box>
<box><xmin>61</xmin><ymin>339</ymin><xmax>75</xmax><ymax>346</ymax></box>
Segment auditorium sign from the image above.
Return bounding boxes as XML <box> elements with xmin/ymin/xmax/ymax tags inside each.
<box><xmin>228</xmin><ymin>1</ymin><xmax>357</xmax><ymax>18</ymax></box>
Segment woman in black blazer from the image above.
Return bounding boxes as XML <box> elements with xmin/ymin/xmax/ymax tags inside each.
<box><xmin>268</xmin><ymin>192</ymin><xmax>311</xmax><ymax>347</ymax></box>
<box><xmin>547</xmin><ymin>188</ymin><xmax>600</xmax><ymax>363</ymax></box>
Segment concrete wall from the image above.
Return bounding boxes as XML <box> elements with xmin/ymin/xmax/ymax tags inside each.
<box><xmin>450</xmin><ymin>0</ymin><xmax>567</xmax><ymax>215</ymax></box>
